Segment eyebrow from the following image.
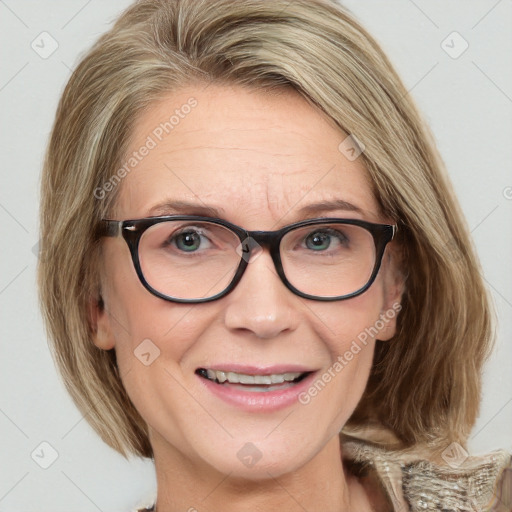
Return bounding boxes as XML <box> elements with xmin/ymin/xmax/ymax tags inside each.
<box><xmin>147</xmin><ymin>200</ymin><xmax>223</xmax><ymax>217</ymax></box>
<box><xmin>297</xmin><ymin>199</ymin><xmax>364</xmax><ymax>216</ymax></box>
<box><xmin>146</xmin><ymin>198</ymin><xmax>363</xmax><ymax>218</ymax></box>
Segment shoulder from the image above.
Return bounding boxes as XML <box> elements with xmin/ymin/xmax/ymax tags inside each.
<box><xmin>341</xmin><ymin>431</ymin><xmax>512</xmax><ymax>512</ymax></box>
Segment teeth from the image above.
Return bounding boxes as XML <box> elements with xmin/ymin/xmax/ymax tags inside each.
<box><xmin>226</xmin><ymin>371</ymin><xmax>240</xmax><ymax>383</ymax></box>
<box><xmin>204</xmin><ymin>369</ymin><xmax>303</xmax><ymax>385</ymax></box>
<box><xmin>205</xmin><ymin>369</ymin><xmax>228</xmax><ymax>382</ymax></box>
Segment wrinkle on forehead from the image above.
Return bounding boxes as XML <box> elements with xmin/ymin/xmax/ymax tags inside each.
<box><xmin>154</xmin><ymin>124</ymin><xmax>329</xmax><ymax>158</ymax></box>
<box><xmin>158</xmin><ymin>145</ymin><xmax>297</xmax><ymax>159</ymax></box>
<box><xmin>115</xmin><ymin>84</ymin><xmax>380</xmax><ymax>224</ymax></box>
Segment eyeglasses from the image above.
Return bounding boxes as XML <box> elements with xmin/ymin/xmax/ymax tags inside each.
<box><xmin>98</xmin><ymin>216</ymin><xmax>397</xmax><ymax>303</ymax></box>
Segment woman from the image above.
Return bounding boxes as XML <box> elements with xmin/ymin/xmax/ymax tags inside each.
<box><xmin>38</xmin><ymin>0</ymin><xmax>511</xmax><ymax>510</ymax></box>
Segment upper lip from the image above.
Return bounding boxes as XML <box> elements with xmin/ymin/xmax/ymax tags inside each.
<box><xmin>196</xmin><ymin>364</ymin><xmax>316</xmax><ymax>375</ymax></box>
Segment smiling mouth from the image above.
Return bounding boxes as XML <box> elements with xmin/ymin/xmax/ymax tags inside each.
<box><xmin>196</xmin><ymin>368</ymin><xmax>312</xmax><ymax>392</ymax></box>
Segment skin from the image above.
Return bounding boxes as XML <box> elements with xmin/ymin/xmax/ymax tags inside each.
<box><xmin>91</xmin><ymin>84</ymin><xmax>404</xmax><ymax>512</ymax></box>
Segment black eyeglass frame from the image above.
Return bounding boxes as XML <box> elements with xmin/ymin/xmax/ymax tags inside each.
<box><xmin>98</xmin><ymin>215</ymin><xmax>397</xmax><ymax>303</ymax></box>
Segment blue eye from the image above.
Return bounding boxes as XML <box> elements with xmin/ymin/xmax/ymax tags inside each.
<box><xmin>304</xmin><ymin>227</ymin><xmax>350</xmax><ymax>252</ymax></box>
<box><xmin>158</xmin><ymin>223</ymin><xmax>226</xmax><ymax>255</ymax></box>
<box><xmin>174</xmin><ymin>230</ymin><xmax>203</xmax><ymax>252</ymax></box>
<box><xmin>305</xmin><ymin>232</ymin><xmax>331</xmax><ymax>251</ymax></box>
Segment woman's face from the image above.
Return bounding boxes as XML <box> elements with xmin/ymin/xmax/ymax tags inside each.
<box><xmin>93</xmin><ymin>84</ymin><xmax>403</xmax><ymax>479</ymax></box>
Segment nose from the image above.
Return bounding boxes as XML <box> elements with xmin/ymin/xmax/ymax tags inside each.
<box><xmin>222</xmin><ymin>250</ymin><xmax>300</xmax><ymax>339</ymax></box>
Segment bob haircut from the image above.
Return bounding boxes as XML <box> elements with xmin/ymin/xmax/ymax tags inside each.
<box><xmin>38</xmin><ymin>0</ymin><xmax>494</xmax><ymax>459</ymax></box>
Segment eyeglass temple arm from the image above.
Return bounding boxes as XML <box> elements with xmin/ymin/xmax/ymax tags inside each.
<box><xmin>97</xmin><ymin>219</ymin><xmax>122</xmax><ymax>238</ymax></box>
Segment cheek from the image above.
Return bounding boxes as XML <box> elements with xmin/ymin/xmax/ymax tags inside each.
<box><xmin>103</xmin><ymin>239</ymin><xmax>205</xmax><ymax>354</ymax></box>
<box><xmin>109</xmin><ymin>297</ymin><xmax>218</xmax><ymax>445</ymax></box>
<box><xmin>101</xmin><ymin>241</ymin><xmax>220</xmax><ymax>404</ymax></box>
<box><xmin>294</xmin><ymin>282</ymin><xmax>389</xmax><ymax>430</ymax></box>
<box><xmin>306</xmin><ymin>277</ymin><xmax>390</xmax><ymax>357</ymax></box>
<box><xmin>112</xmin><ymin>296</ymin><xmax>212</xmax><ymax>371</ymax></box>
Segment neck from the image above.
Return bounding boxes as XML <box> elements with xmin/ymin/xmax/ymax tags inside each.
<box><xmin>151</xmin><ymin>433</ymin><xmax>355</xmax><ymax>512</ymax></box>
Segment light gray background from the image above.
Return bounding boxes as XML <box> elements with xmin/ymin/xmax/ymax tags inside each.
<box><xmin>1</xmin><ymin>1</ymin><xmax>511</xmax><ymax>511</ymax></box>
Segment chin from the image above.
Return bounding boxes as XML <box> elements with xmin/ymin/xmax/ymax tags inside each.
<box><xmin>192</xmin><ymin>433</ymin><xmax>319</xmax><ymax>482</ymax></box>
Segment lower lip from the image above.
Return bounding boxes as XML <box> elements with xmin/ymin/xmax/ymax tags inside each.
<box><xmin>197</xmin><ymin>372</ymin><xmax>317</xmax><ymax>412</ymax></box>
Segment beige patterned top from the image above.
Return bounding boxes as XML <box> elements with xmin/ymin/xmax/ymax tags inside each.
<box><xmin>341</xmin><ymin>433</ymin><xmax>511</xmax><ymax>512</ymax></box>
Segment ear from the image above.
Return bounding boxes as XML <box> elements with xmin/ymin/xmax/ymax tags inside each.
<box><xmin>378</xmin><ymin>247</ymin><xmax>405</xmax><ymax>341</ymax></box>
<box><xmin>88</xmin><ymin>294</ymin><xmax>116</xmax><ymax>350</ymax></box>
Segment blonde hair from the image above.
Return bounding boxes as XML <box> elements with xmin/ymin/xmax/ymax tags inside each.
<box><xmin>38</xmin><ymin>0</ymin><xmax>494</xmax><ymax>458</ymax></box>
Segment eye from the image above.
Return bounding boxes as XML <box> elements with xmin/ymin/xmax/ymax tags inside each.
<box><xmin>305</xmin><ymin>232</ymin><xmax>329</xmax><ymax>251</ymax></box>
<box><xmin>172</xmin><ymin>229</ymin><xmax>210</xmax><ymax>252</ymax></box>
<box><xmin>304</xmin><ymin>229</ymin><xmax>348</xmax><ymax>251</ymax></box>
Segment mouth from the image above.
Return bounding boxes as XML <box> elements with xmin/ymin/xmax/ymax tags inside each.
<box><xmin>195</xmin><ymin>368</ymin><xmax>313</xmax><ymax>393</ymax></box>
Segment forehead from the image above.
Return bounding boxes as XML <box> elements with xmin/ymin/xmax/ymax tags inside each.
<box><xmin>115</xmin><ymin>84</ymin><xmax>380</xmax><ymax>226</ymax></box>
